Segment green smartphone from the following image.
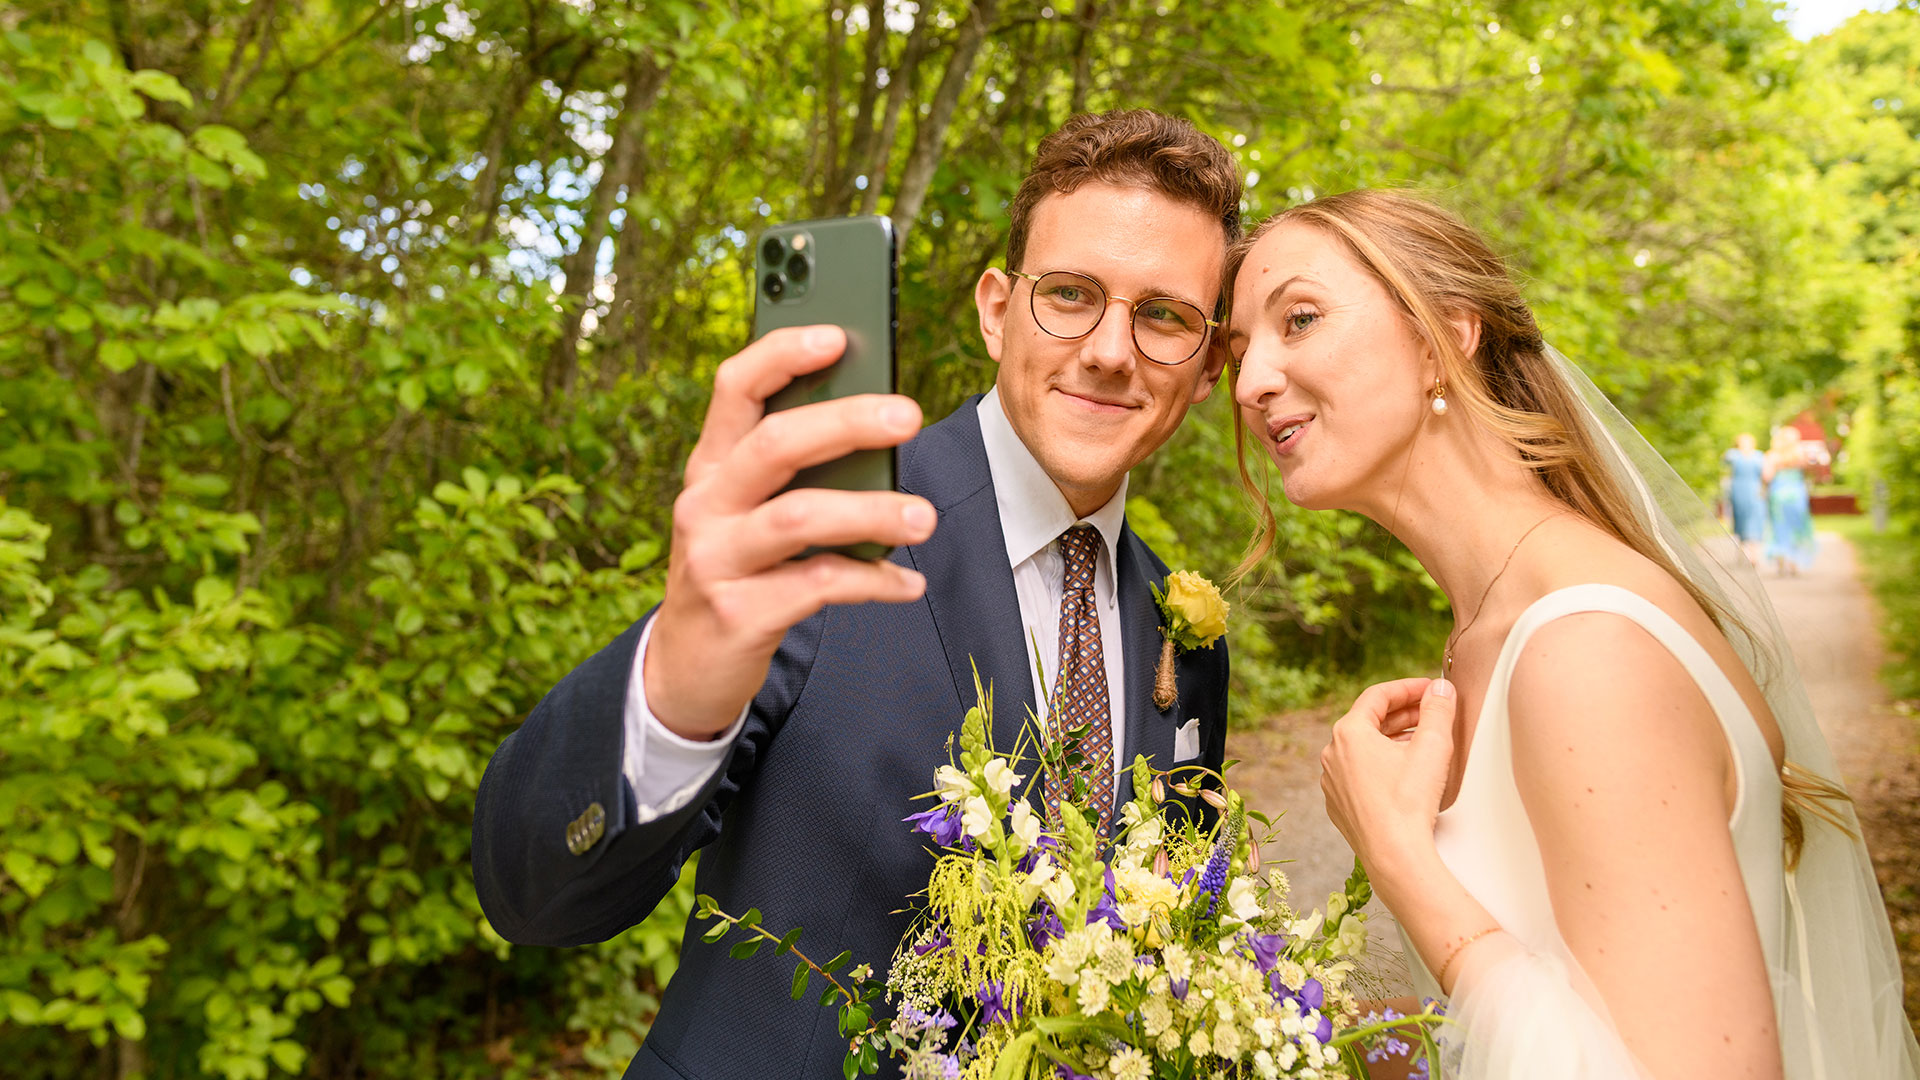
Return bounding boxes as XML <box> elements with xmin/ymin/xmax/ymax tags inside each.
<box><xmin>753</xmin><ymin>215</ymin><xmax>900</xmax><ymax>562</ymax></box>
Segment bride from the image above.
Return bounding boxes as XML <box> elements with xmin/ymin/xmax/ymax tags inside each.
<box><xmin>1223</xmin><ymin>189</ymin><xmax>1920</xmax><ymax>1079</ymax></box>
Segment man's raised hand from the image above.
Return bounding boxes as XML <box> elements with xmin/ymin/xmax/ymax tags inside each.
<box><xmin>644</xmin><ymin>326</ymin><xmax>937</xmax><ymax>740</ymax></box>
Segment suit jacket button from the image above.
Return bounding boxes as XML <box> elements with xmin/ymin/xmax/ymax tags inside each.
<box><xmin>566</xmin><ymin>802</ymin><xmax>607</xmax><ymax>855</ymax></box>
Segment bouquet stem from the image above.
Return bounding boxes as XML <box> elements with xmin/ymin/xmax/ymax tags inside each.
<box><xmin>1153</xmin><ymin>638</ymin><xmax>1178</xmax><ymax>710</ymax></box>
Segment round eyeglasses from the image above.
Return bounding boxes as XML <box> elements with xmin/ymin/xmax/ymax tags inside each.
<box><xmin>1008</xmin><ymin>269</ymin><xmax>1218</xmax><ymax>367</ymax></box>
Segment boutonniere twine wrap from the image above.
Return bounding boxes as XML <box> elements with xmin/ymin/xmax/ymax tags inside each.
<box><xmin>1150</xmin><ymin>571</ymin><xmax>1229</xmax><ymax>710</ymax></box>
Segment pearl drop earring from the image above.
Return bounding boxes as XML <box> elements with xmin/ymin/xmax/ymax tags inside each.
<box><xmin>1430</xmin><ymin>379</ymin><xmax>1450</xmax><ymax>417</ymax></box>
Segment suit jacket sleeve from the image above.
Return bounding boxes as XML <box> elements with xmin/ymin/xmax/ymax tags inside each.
<box><xmin>470</xmin><ymin>606</ymin><xmax>824</xmax><ymax>947</ymax></box>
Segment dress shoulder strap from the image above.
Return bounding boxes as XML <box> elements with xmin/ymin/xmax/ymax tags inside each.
<box><xmin>1479</xmin><ymin>583</ymin><xmax>1768</xmax><ymax>822</ymax></box>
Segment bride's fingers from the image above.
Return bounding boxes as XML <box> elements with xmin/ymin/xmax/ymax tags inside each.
<box><xmin>1380</xmin><ymin>704</ymin><xmax>1424</xmax><ymax>740</ymax></box>
<box><xmin>1347</xmin><ymin>677</ymin><xmax>1433</xmax><ymax>727</ymax></box>
<box><xmin>1410</xmin><ymin>678</ymin><xmax>1458</xmax><ymax>762</ymax></box>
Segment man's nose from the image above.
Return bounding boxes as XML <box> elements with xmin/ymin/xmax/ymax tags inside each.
<box><xmin>1083</xmin><ymin>298</ymin><xmax>1139</xmax><ymax>374</ymax></box>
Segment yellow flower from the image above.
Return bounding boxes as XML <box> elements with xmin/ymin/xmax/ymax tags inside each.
<box><xmin>1163</xmin><ymin>570</ymin><xmax>1228</xmax><ymax>645</ymax></box>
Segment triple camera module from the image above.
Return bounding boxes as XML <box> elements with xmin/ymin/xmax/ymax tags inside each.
<box><xmin>760</xmin><ymin>233</ymin><xmax>812</xmax><ymax>303</ymax></box>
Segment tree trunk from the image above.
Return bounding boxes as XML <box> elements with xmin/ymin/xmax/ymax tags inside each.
<box><xmin>859</xmin><ymin>10</ymin><xmax>931</xmax><ymax>216</ymax></box>
<box><xmin>543</xmin><ymin>50</ymin><xmax>670</xmax><ymax>406</ymax></box>
<box><xmin>889</xmin><ymin>0</ymin><xmax>1001</xmax><ymax>241</ymax></box>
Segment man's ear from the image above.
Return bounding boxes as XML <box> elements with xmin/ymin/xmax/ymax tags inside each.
<box><xmin>1190</xmin><ymin>333</ymin><xmax>1231</xmax><ymax>405</ymax></box>
<box><xmin>976</xmin><ymin>268</ymin><xmax>1012</xmax><ymax>364</ymax></box>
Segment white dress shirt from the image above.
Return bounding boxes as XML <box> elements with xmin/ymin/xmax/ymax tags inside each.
<box><xmin>618</xmin><ymin>388</ymin><xmax>1129</xmax><ymax>819</ymax></box>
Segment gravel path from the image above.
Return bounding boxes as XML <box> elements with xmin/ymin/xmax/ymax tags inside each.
<box><xmin>1227</xmin><ymin>528</ymin><xmax>1920</xmax><ymax>1006</ymax></box>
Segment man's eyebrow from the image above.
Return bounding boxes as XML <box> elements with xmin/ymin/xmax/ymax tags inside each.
<box><xmin>1137</xmin><ymin>281</ymin><xmax>1213</xmax><ymax>309</ymax></box>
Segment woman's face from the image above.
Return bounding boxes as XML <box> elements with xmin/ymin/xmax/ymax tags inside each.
<box><xmin>1228</xmin><ymin>221</ymin><xmax>1436</xmax><ymax>513</ymax></box>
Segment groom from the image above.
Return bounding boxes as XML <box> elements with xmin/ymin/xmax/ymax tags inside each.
<box><xmin>472</xmin><ymin>109</ymin><xmax>1239</xmax><ymax>1079</ymax></box>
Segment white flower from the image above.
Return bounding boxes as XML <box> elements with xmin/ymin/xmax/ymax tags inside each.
<box><xmin>1223</xmin><ymin>876</ymin><xmax>1263</xmax><ymax>927</ymax></box>
<box><xmin>1252</xmin><ymin>1016</ymin><xmax>1276</xmax><ymax>1048</ymax></box>
<box><xmin>1021</xmin><ymin>853</ymin><xmax>1056</xmax><ymax>905</ymax></box>
<box><xmin>1288</xmin><ymin>910</ymin><xmax>1324</xmax><ymax>939</ymax></box>
<box><xmin>1076</xmin><ymin>975</ymin><xmax>1111</xmax><ymax>1014</ymax></box>
<box><xmin>1041</xmin><ymin>870</ymin><xmax>1076</xmax><ymax>913</ymax></box>
<box><xmin>1108</xmin><ymin>1047</ymin><xmax>1150</xmax><ymax>1080</ymax></box>
<box><xmin>982</xmin><ymin>758</ymin><xmax>1022</xmax><ymax>798</ymax></box>
<box><xmin>934</xmin><ymin>765</ymin><xmax>971</xmax><ymax>802</ymax></box>
<box><xmin>1156</xmin><ymin>1028</ymin><xmax>1183</xmax><ymax>1055</ymax></box>
<box><xmin>1213</xmin><ymin>1021</ymin><xmax>1243</xmax><ymax>1060</ymax></box>
<box><xmin>962</xmin><ymin>795</ymin><xmax>995</xmax><ymax>839</ymax></box>
<box><xmin>1187</xmin><ymin>1029</ymin><xmax>1211</xmax><ymax>1058</ymax></box>
<box><xmin>1008</xmin><ymin>800</ymin><xmax>1041</xmax><ymax>854</ymax></box>
<box><xmin>1277</xmin><ymin>1042</ymin><xmax>1300</xmax><ymax>1070</ymax></box>
<box><xmin>1325</xmin><ymin>891</ymin><xmax>1349</xmax><ymax>920</ymax></box>
<box><xmin>1333</xmin><ymin>912</ymin><xmax>1369</xmax><ymax>957</ymax></box>
<box><xmin>1161</xmin><ymin>943</ymin><xmax>1193</xmax><ymax>981</ymax></box>
<box><xmin>1253</xmin><ymin>1048</ymin><xmax>1278</xmax><ymax>1079</ymax></box>
<box><xmin>1140</xmin><ymin>994</ymin><xmax>1173</xmax><ymax>1036</ymax></box>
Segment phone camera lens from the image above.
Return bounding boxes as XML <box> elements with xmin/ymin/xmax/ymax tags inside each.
<box><xmin>762</xmin><ymin>272</ymin><xmax>786</xmax><ymax>300</ymax></box>
<box><xmin>761</xmin><ymin>236</ymin><xmax>785</xmax><ymax>266</ymax></box>
<box><xmin>786</xmin><ymin>252</ymin><xmax>810</xmax><ymax>282</ymax></box>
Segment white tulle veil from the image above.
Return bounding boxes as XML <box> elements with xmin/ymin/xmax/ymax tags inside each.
<box><xmin>1542</xmin><ymin>343</ymin><xmax>1920</xmax><ymax>1080</ymax></box>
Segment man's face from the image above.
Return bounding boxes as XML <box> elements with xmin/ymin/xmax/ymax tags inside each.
<box><xmin>976</xmin><ymin>183</ymin><xmax>1229</xmax><ymax>516</ymax></box>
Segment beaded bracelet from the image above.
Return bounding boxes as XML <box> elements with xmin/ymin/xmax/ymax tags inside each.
<box><xmin>1435</xmin><ymin>926</ymin><xmax>1503</xmax><ymax>990</ymax></box>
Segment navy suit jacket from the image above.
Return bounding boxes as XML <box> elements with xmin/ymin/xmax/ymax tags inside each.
<box><xmin>472</xmin><ymin>397</ymin><xmax>1230</xmax><ymax>1079</ymax></box>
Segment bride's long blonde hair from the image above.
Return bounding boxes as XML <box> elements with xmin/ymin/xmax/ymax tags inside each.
<box><xmin>1225</xmin><ymin>188</ymin><xmax>1848</xmax><ymax>863</ymax></box>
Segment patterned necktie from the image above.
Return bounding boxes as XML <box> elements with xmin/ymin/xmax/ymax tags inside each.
<box><xmin>1045</xmin><ymin>524</ymin><xmax>1113</xmax><ymax>833</ymax></box>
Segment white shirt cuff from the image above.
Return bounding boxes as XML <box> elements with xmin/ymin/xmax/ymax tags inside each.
<box><xmin>622</xmin><ymin>617</ymin><xmax>747</xmax><ymax>823</ymax></box>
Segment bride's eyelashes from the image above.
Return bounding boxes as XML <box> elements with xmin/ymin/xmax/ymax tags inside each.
<box><xmin>1283</xmin><ymin>306</ymin><xmax>1322</xmax><ymax>336</ymax></box>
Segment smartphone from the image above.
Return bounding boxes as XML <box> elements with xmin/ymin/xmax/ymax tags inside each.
<box><xmin>753</xmin><ymin>215</ymin><xmax>899</xmax><ymax>561</ymax></box>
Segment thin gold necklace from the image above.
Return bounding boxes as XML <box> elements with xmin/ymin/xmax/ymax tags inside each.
<box><xmin>1442</xmin><ymin>512</ymin><xmax>1564</xmax><ymax>681</ymax></box>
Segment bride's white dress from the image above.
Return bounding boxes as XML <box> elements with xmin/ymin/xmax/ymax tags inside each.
<box><xmin>1405</xmin><ymin>583</ymin><xmax>1786</xmax><ymax>1078</ymax></box>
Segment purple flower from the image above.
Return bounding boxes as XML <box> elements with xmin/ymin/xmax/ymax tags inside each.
<box><xmin>900</xmin><ymin>1004</ymin><xmax>959</xmax><ymax>1032</ymax></box>
<box><xmin>913</xmin><ymin>929</ymin><xmax>951</xmax><ymax>956</ymax></box>
<box><xmin>1298</xmin><ymin>977</ymin><xmax>1325</xmax><ymax>1011</ymax></box>
<box><xmin>1195</xmin><ymin>832</ymin><xmax>1232</xmax><ymax>915</ymax></box>
<box><xmin>1027</xmin><ymin>904</ymin><xmax>1065</xmax><ymax>950</ymax></box>
<box><xmin>1054</xmin><ymin>1067</ymin><xmax>1097</xmax><ymax>1080</ymax></box>
<box><xmin>977</xmin><ymin>980</ymin><xmax>1016</xmax><ymax>1025</ymax></box>
<box><xmin>905</xmin><ymin>805</ymin><xmax>967</xmax><ymax>848</ymax></box>
<box><xmin>1169</xmin><ymin>977</ymin><xmax>1189</xmax><ymax>1001</ymax></box>
<box><xmin>1247</xmin><ymin>931</ymin><xmax>1288</xmax><ymax>973</ymax></box>
<box><xmin>1314</xmin><ymin>1014</ymin><xmax>1334</xmax><ymax>1044</ymax></box>
<box><xmin>1086</xmin><ymin>867</ymin><xmax>1126</xmax><ymax>931</ymax></box>
<box><xmin>1410</xmin><ymin>1053</ymin><xmax>1433</xmax><ymax>1080</ymax></box>
<box><xmin>1017</xmin><ymin>833</ymin><xmax>1060</xmax><ymax>873</ymax></box>
<box><xmin>1366</xmin><ymin>1037</ymin><xmax>1413</xmax><ymax>1063</ymax></box>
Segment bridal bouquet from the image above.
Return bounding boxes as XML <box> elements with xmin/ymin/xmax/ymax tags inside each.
<box><xmin>695</xmin><ymin>677</ymin><xmax>1439</xmax><ymax>1080</ymax></box>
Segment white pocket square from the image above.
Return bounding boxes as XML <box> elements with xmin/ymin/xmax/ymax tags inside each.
<box><xmin>1173</xmin><ymin>717</ymin><xmax>1201</xmax><ymax>762</ymax></box>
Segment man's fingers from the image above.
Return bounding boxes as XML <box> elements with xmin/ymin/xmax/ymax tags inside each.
<box><xmin>715</xmin><ymin>554</ymin><xmax>928</xmax><ymax>634</ymax></box>
<box><xmin>703</xmin><ymin>394</ymin><xmax>921</xmax><ymax>511</ymax></box>
<box><xmin>724</xmin><ymin>490</ymin><xmax>936</xmax><ymax>570</ymax></box>
<box><xmin>688</xmin><ymin>326</ymin><xmax>848</xmax><ymax>474</ymax></box>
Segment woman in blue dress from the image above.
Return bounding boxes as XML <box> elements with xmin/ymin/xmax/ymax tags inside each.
<box><xmin>1721</xmin><ymin>432</ymin><xmax>1767</xmax><ymax>565</ymax></box>
<box><xmin>1764</xmin><ymin>425</ymin><xmax>1816</xmax><ymax>576</ymax></box>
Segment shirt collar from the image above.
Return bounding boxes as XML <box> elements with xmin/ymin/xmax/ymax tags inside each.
<box><xmin>977</xmin><ymin>387</ymin><xmax>1128</xmax><ymax>579</ymax></box>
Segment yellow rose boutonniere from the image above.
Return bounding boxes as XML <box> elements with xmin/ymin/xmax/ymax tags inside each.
<box><xmin>1150</xmin><ymin>570</ymin><xmax>1229</xmax><ymax>709</ymax></box>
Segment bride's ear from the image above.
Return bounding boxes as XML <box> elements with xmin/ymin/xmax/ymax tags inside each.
<box><xmin>1427</xmin><ymin>311</ymin><xmax>1483</xmax><ymax>383</ymax></box>
<box><xmin>1449</xmin><ymin>312</ymin><xmax>1482</xmax><ymax>365</ymax></box>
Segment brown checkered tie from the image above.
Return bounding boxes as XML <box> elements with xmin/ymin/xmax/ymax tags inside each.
<box><xmin>1044</xmin><ymin>524</ymin><xmax>1113</xmax><ymax>833</ymax></box>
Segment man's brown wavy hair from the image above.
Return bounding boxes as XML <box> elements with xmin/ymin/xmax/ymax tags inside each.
<box><xmin>1005</xmin><ymin>109</ymin><xmax>1243</xmax><ymax>275</ymax></box>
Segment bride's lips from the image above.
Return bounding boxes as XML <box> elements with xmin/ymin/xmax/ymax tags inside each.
<box><xmin>1265</xmin><ymin>413</ymin><xmax>1313</xmax><ymax>455</ymax></box>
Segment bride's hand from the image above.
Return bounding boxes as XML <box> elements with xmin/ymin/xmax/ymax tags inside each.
<box><xmin>1320</xmin><ymin>677</ymin><xmax>1457</xmax><ymax>882</ymax></box>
